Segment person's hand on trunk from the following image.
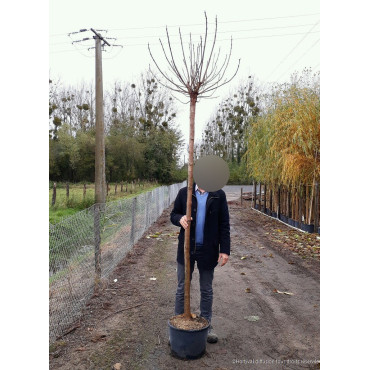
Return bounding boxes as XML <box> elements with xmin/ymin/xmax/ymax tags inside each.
<box><xmin>180</xmin><ymin>215</ymin><xmax>192</xmax><ymax>229</ymax></box>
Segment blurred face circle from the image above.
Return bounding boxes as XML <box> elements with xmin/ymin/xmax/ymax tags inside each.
<box><xmin>193</xmin><ymin>155</ymin><xmax>229</xmax><ymax>192</ymax></box>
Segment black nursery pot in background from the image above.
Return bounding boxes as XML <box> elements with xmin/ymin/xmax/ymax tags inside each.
<box><xmin>280</xmin><ymin>214</ymin><xmax>288</xmax><ymax>223</ymax></box>
<box><xmin>301</xmin><ymin>223</ymin><xmax>315</xmax><ymax>233</ymax></box>
<box><xmin>265</xmin><ymin>208</ymin><xmax>270</xmax><ymax>215</ymax></box>
<box><xmin>271</xmin><ymin>211</ymin><xmax>277</xmax><ymax>218</ymax></box>
<box><xmin>288</xmin><ymin>218</ymin><xmax>295</xmax><ymax>227</ymax></box>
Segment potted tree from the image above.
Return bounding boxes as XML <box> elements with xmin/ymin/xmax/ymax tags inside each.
<box><xmin>149</xmin><ymin>12</ymin><xmax>239</xmax><ymax>359</ymax></box>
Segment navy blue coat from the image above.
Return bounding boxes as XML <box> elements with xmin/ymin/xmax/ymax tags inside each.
<box><xmin>170</xmin><ymin>182</ymin><xmax>231</xmax><ymax>270</ymax></box>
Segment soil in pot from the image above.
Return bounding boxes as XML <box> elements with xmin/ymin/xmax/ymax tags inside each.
<box><xmin>168</xmin><ymin>314</ymin><xmax>209</xmax><ymax>360</ymax></box>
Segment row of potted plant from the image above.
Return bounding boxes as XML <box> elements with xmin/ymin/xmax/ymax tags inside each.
<box><xmin>253</xmin><ymin>204</ymin><xmax>319</xmax><ymax>234</ymax></box>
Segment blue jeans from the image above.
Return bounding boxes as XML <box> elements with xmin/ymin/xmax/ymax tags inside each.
<box><xmin>174</xmin><ymin>245</ymin><xmax>214</xmax><ymax>324</ymax></box>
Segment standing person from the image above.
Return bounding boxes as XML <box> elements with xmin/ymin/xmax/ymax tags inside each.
<box><xmin>170</xmin><ymin>181</ymin><xmax>230</xmax><ymax>343</ymax></box>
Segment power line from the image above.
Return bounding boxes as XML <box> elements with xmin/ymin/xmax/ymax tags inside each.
<box><xmin>114</xmin><ymin>23</ymin><xmax>318</xmax><ymax>41</ymax></box>
<box><xmin>50</xmin><ymin>22</ymin><xmax>318</xmax><ymax>46</ymax></box>
<box><xmin>50</xmin><ymin>29</ymin><xmax>319</xmax><ymax>54</ymax></box>
<box><xmin>266</xmin><ymin>20</ymin><xmax>319</xmax><ymax>80</ymax></box>
<box><xmin>50</xmin><ymin>24</ymin><xmax>313</xmax><ymax>46</ymax></box>
<box><xmin>108</xmin><ymin>12</ymin><xmax>320</xmax><ymax>32</ymax></box>
<box><xmin>50</xmin><ymin>12</ymin><xmax>319</xmax><ymax>37</ymax></box>
<box><xmin>276</xmin><ymin>38</ymin><xmax>320</xmax><ymax>81</ymax></box>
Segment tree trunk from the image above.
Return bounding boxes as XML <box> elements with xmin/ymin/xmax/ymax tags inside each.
<box><xmin>259</xmin><ymin>183</ymin><xmax>262</xmax><ymax>210</ymax></box>
<box><xmin>183</xmin><ymin>94</ymin><xmax>197</xmax><ymax>320</ymax></box>
<box><xmin>269</xmin><ymin>187</ymin><xmax>273</xmax><ymax>212</ymax></box>
<box><xmin>308</xmin><ymin>175</ymin><xmax>315</xmax><ymax>224</ymax></box>
<box><xmin>314</xmin><ymin>182</ymin><xmax>320</xmax><ymax>232</ymax></box>
<box><xmin>66</xmin><ymin>182</ymin><xmax>69</xmax><ymax>199</ymax></box>
<box><xmin>83</xmin><ymin>183</ymin><xmax>86</xmax><ymax>198</ymax></box>
<box><xmin>263</xmin><ymin>184</ymin><xmax>266</xmax><ymax>212</ymax></box>
<box><xmin>253</xmin><ymin>181</ymin><xmax>256</xmax><ymax>208</ymax></box>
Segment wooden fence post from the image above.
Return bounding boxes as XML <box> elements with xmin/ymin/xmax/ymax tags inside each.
<box><xmin>240</xmin><ymin>187</ymin><xmax>243</xmax><ymax>206</ymax></box>
<box><xmin>66</xmin><ymin>182</ymin><xmax>69</xmax><ymax>199</ymax></box>
<box><xmin>106</xmin><ymin>182</ymin><xmax>109</xmax><ymax>196</ymax></box>
<box><xmin>83</xmin><ymin>183</ymin><xmax>86</xmax><ymax>199</ymax></box>
<box><xmin>115</xmin><ymin>183</ymin><xmax>117</xmax><ymax>194</ymax></box>
<box><xmin>52</xmin><ymin>182</ymin><xmax>57</xmax><ymax>206</ymax></box>
<box><xmin>121</xmin><ymin>181</ymin><xmax>123</xmax><ymax>192</ymax></box>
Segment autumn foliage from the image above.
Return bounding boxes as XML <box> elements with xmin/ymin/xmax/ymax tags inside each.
<box><xmin>245</xmin><ymin>70</ymin><xmax>320</xmax><ymax>188</ymax></box>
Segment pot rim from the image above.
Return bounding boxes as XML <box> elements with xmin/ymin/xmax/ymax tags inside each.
<box><xmin>168</xmin><ymin>318</ymin><xmax>210</xmax><ymax>333</ymax></box>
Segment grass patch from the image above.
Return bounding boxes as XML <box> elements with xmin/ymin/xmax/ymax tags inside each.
<box><xmin>49</xmin><ymin>181</ymin><xmax>160</xmax><ymax>224</ymax></box>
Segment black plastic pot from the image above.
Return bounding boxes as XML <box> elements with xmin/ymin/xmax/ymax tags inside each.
<box><xmin>294</xmin><ymin>221</ymin><xmax>300</xmax><ymax>228</ymax></box>
<box><xmin>168</xmin><ymin>319</ymin><xmax>210</xmax><ymax>359</ymax></box>
<box><xmin>288</xmin><ymin>218</ymin><xmax>295</xmax><ymax>227</ymax></box>
<box><xmin>318</xmin><ymin>227</ymin><xmax>320</xmax><ymax>235</ymax></box>
<box><xmin>254</xmin><ymin>204</ymin><xmax>260</xmax><ymax>210</ymax></box>
<box><xmin>280</xmin><ymin>215</ymin><xmax>288</xmax><ymax>223</ymax></box>
<box><xmin>301</xmin><ymin>223</ymin><xmax>314</xmax><ymax>233</ymax></box>
<box><xmin>271</xmin><ymin>211</ymin><xmax>277</xmax><ymax>218</ymax></box>
<box><xmin>265</xmin><ymin>208</ymin><xmax>270</xmax><ymax>215</ymax></box>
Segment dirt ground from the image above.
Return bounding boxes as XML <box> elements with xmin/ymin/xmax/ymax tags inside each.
<box><xmin>49</xmin><ymin>199</ymin><xmax>320</xmax><ymax>370</ymax></box>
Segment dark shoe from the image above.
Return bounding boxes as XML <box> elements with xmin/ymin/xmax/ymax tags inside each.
<box><xmin>207</xmin><ymin>326</ymin><xmax>218</xmax><ymax>343</ymax></box>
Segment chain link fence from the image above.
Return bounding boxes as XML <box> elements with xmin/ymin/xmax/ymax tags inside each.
<box><xmin>49</xmin><ymin>181</ymin><xmax>186</xmax><ymax>342</ymax></box>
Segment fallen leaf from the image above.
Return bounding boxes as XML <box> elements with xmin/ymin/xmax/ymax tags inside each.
<box><xmin>240</xmin><ymin>272</ymin><xmax>246</xmax><ymax>275</ymax></box>
<box><xmin>245</xmin><ymin>315</ymin><xmax>259</xmax><ymax>321</ymax></box>
<box><xmin>76</xmin><ymin>347</ymin><xmax>86</xmax><ymax>352</ymax></box>
<box><xmin>273</xmin><ymin>289</ymin><xmax>294</xmax><ymax>295</ymax></box>
<box><xmin>191</xmin><ymin>313</ymin><xmax>197</xmax><ymax>319</ymax></box>
<box><xmin>288</xmin><ymin>261</ymin><xmax>295</xmax><ymax>264</ymax></box>
<box><xmin>277</xmin><ymin>229</ymin><xmax>282</xmax><ymax>232</ymax></box>
<box><xmin>259</xmin><ymin>246</ymin><xmax>265</xmax><ymax>249</ymax></box>
<box><xmin>113</xmin><ymin>364</ymin><xmax>122</xmax><ymax>370</ymax></box>
<box><xmin>241</xmin><ymin>256</ymin><xmax>247</xmax><ymax>260</ymax></box>
<box><xmin>245</xmin><ymin>288</ymin><xmax>251</xmax><ymax>293</ymax></box>
<box><xmin>149</xmin><ymin>277</ymin><xmax>157</xmax><ymax>281</ymax></box>
<box><xmin>268</xmin><ymin>253</ymin><xmax>273</xmax><ymax>258</ymax></box>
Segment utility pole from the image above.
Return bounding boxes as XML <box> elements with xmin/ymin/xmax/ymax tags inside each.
<box><xmin>92</xmin><ymin>28</ymin><xmax>110</xmax><ymax>205</ymax></box>
<box><xmin>67</xmin><ymin>28</ymin><xmax>121</xmax><ymax>291</ymax></box>
<box><xmin>91</xmin><ymin>28</ymin><xmax>110</xmax><ymax>290</ymax></box>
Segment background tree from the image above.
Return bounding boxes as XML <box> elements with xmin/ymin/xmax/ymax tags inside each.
<box><xmin>49</xmin><ymin>72</ymin><xmax>185</xmax><ymax>184</ymax></box>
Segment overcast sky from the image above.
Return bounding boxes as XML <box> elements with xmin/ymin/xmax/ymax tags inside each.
<box><xmin>49</xmin><ymin>0</ymin><xmax>319</xmax><ymax>147</ymax></box>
